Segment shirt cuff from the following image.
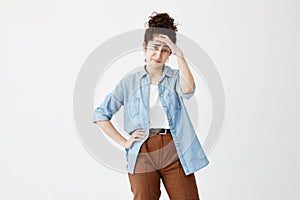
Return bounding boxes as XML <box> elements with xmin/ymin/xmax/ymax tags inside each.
<box><xmin>178</xmin><ymin>83</ymin><xmax>196</xmax><ymax>100</ymax></box>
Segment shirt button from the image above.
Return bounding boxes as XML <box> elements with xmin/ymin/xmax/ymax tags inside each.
<box><xmin>172</xmin><ymin>129</ymin><xmax>175</xmax><ymax>132</ymax></box>
<box><xmin>159</xmin><ymin>93</ymin><xmax>164</xmax><ymax>96</ymax></box>
<box><xmin>168</xmin><ymin>116</ymin><xmax>172</xmax><ymax>119</ymax></box>
<box><xmin>175</xmin><ymin>141</ymin><xmax>180</xmax><ymax>144</ymax></box>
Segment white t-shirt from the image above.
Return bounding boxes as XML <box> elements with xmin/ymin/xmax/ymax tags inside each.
<box><xmin>149</xmin><ymin>83</ymin><xmax>170</xmax><ymax>129</ymax></box>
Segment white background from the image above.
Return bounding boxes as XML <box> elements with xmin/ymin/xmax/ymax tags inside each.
<box><xmin>1</xmin><ymin>0</ymin><xmax>299</xmax><ymax>199</ymax></box>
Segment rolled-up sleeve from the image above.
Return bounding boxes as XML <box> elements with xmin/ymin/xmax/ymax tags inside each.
<box><xmin>93</xmin><ymin>80</ymin><xmax>124</xmax><ymax>123</ymax></box>
<box><xmin>175</xmin><ymin>71</ymin><xmax>196</xmax><ymax>100</ymax></box>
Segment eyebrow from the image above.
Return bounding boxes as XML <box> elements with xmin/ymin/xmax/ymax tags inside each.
<box><xmin>152</xmin><ymin>43</ymin><xmax>170</xmax><ymax>48</ymax></box>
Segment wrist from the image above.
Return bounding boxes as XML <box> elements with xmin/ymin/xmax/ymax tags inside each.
<box><xmin>121</xmin><ymin>140</ymin><xmax>127</xmax><ymax>149</ymax></box>
<box><xmin>176</xmin><ymin>52</ymin><xmax>184</xmax><ymax>60</ymax></box>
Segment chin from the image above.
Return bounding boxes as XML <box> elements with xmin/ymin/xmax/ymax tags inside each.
<box><xmin>148</xmin><ymin>62</ymin><xmax>164</xmax><ymax>68</ymax></box>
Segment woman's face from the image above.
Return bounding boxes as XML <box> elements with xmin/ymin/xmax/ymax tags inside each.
<box><xmin>144</xmin><ymin>35</ymin><xmax>172</xmax><ymax>68</ymax></box>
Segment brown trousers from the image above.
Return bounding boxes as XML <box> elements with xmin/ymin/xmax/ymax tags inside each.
<box><xmin>128</xmin><ymin>133</ymin><xmax>200</xmax><ymax>200</ymax></box>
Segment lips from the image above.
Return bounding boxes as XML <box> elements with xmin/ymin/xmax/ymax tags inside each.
<box><xmin>152</xmin><ymin>59</ymin><xmax>161</xmax><ymax>63</ymax></box>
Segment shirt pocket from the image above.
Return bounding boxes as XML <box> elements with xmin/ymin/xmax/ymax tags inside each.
<box><xmin>128</xmin><ymin>97</ymin><xmax>140</xmax><ymax>117</ymax></box>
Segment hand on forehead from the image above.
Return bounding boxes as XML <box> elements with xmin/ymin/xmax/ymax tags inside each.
<box><xmin>151</xmin><ymin>35</ymin><xmax>169</xmax><ymax>47</ymax></box>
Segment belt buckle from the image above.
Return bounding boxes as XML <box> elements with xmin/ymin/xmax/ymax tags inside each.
<box><xmin>160</xmin><ymin>129</ymin><xmax>167</xmax><ymax>135</ymax></box>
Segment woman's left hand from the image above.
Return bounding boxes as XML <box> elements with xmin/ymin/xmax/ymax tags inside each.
<box><xmin>156</xmin><ymin>34</ymin><xmax>184</xmax><ymax>58</ymax></box>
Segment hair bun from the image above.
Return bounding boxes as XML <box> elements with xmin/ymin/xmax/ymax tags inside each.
<box><xmin>144</xmin><ymin>12</ymin><xmax>178</xmax><ymax>44</ymax></box>
<box><xmin>148</xmin><ymin>12</ymin><xmax>178</xmax><ymax>31</ymax></box>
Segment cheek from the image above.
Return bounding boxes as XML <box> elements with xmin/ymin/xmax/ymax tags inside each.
<box><xmin>146</xmin><ymin>52</ymin><xmax>155</xmax><ymax>58</ymax></box>
<box><xmin>162</xmin><ymin>55</ymin><xmax>170</xmax><ymax>60</ymax></box>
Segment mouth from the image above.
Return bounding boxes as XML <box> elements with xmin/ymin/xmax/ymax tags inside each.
<box><xmin>152</xmin><ymin>59</ymin><xmax>161</xmax><ymax>63</ymax></box>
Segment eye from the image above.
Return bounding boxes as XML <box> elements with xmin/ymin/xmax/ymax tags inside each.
<box><xmin>162</xmin><ymin>47</ymin><xmax>171</xmax><ymax>53</ymax></box>
<box><xmin>153</xmin><ymin>45</ymin><xmax>159</xmax><ymax>50</ymax></box>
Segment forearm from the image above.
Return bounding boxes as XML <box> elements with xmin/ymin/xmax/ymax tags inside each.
<box><xmin>96</xmin><ymin>120</ymin><xmax>127</xmax><ymax>148</ymax></box>
<box><xmin>177</xmin><ymin>54</ymin><xmax>195</xmax><ymax>94</ymax></box>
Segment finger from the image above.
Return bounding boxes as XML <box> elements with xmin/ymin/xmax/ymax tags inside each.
<box><xmin>158</xmin><ymin>34</ymin><xmax>168</xmax><ymax>38</ymax></box>
<box><xmin>136</xmin><ymin>133</ymin><xmax>146</xmax><ymax>138</ymax></box>
<box><xmin>133</xmin><ymin>130</ymin><xmax>145</xmax><ymax>135</ymax></box>
<box><xmin>160</xmin><ymin>37</ymin><xmax>170</xmax><ymax>43</ymax></box>
<box><xmin>132</xmin><ymin>134</ymin><xmax>146</xmax><ymax>139</ymax></box>
<box><xmin>155</xmin><ymin>37</ymin><xmax>167</xmax><ymax>43</ymax></box>
<box><xmin>158</xmin><ymin>34</ymin><xmax>172</xmax><ymax>42</ymax></box>
<box><xmin>136</xmin><ymin>131</ymin><xmax>146</xmax><ymax>135</ymax></box>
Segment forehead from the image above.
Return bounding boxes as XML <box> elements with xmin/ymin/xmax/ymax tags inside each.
<box><xmin>147</xmin><ymin>35</ymin><xmax>167</xmax><ymax>45</ymax></box>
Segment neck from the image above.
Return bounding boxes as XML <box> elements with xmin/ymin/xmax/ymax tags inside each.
<box><xmin>145</xmin><ymin>64</ymin><xmax>164</xmax><ymax>77</ymax></box>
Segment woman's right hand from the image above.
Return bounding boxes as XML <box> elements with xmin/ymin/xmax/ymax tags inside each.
<box><xmin>124</xmin><ymin>129</ymin><xmax>146</xmax><ymax>149</ymax></box>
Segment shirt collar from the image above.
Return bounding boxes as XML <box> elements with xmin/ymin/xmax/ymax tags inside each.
<box><xmin>139</xmin><ymin>64</ymin><xmax>172</xmax><ymax>79</ymax></box>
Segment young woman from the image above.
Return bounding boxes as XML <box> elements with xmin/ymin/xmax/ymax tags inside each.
<box><xmin>93</xmin><ymin>12</ymin><xmax>209</xmax><ymax>200</ymax></box>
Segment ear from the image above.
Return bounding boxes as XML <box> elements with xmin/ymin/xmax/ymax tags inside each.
<box><xmin>143</xmin><ymin>42</ymin><xmax>147</xmax><ymax>52</ymax></box>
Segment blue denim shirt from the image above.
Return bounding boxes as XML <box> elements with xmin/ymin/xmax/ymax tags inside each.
<box><xmin>93</xmin><ymin>65</ymin><xmax>209</xmax><ymax>175</ymax></box>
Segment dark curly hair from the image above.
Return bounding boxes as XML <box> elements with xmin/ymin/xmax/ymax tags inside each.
<box><xmin>144</xmin><ymin>12</ymin><xmax>178</xmax><ymax>46</ymax></box>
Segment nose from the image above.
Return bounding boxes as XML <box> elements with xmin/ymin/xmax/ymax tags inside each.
<box><xmin>155</xmin><ymin>48</ymin><xmax>163</xmax><ymax>58</ymax></box>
